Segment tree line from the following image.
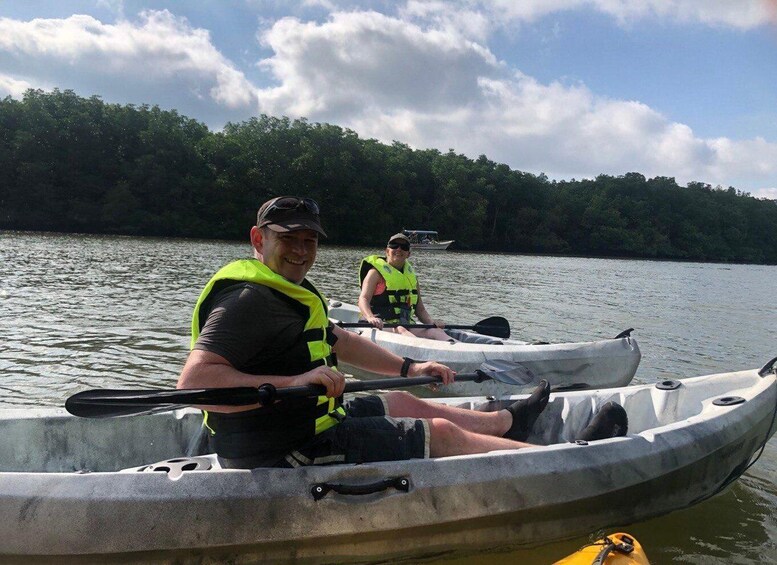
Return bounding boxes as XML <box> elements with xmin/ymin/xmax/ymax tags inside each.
<box><xmin>1</xmin><ymin>89</ymin><xmax>776</xmax><ymax>264</ymax></box>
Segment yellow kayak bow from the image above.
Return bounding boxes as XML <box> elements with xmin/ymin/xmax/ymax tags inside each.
<box><xmin>554</xmin><ymin>533</ymin><xmax>650</xmax><ymax>565</ymax></box>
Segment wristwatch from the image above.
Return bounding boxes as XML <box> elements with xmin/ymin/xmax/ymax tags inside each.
<box><xmin>400</xmin><ymin>357</ymin><xmax>414</xmax><ymax>378</ymax></box>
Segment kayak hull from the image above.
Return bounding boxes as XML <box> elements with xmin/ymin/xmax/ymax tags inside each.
<box><xmin>0</xmin><ymin>365</ymin><xmax>775</xmax><ymax>562</ymax></box>
<box><xmin>329</xmin><ymin>302</ymin><xmax>641</xmax><ymax>395</ymax></box>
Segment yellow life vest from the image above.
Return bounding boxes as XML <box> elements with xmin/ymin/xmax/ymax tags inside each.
<box><xmin>359</xmin><ymin>255</ymin><xmax>419</xmax><ymax>324</ymax></box>
<box><xmin>191</xmin><ymin>259</ymin><xmax>345</xmax><ymax>436</ymax></box>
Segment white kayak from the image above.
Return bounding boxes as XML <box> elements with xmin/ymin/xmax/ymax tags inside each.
<box><xmin>329</xmin><ymin>301</ymin><xmax>642</xmax><ymax>395</ymax></box>
<box><xmin>1</xmin><ymin>359</ymin><xmax>775</xmax><ymax>563</ymax></box>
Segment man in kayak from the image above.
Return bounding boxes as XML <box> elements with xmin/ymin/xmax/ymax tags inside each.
<box><xmin>177</xmin><ymin>196</ymin><xmax>627</xmax><ymax>469</ymax></box>
<box><xmin>358</xmin><ymin>232</ymin><xmax>451</xmax><ymax>341</ymax></box>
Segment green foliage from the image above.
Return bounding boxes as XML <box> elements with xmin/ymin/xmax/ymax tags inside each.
<box><xmin>1</xmin><ymin>89</ymin><xmax>776</xmax><ymax>264</ymax></box>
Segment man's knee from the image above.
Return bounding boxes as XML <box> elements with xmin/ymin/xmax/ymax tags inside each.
<box><xmin>428</xmin><ymin>418</ymin><xmax>468</xmax><ymax>457</ymax></box>
<box><xmin>428</xmin><ymin>418</ymin><xmax>463</xmax><ymax>443</ymax></box>
<box><xmin>384</xmin><ymin>390</ymin><xmax>418</xmax><ymax>408</ymax></box>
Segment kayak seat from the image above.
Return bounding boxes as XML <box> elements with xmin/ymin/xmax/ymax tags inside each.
<box><xmin>119</xmin><ymin>454</ymin><xmax>222</xmax><ymax>479</ymax></box>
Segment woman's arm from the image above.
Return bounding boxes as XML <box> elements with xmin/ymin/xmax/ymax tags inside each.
<box><xmin>357</xmin><ymin>268</ymin><xmax>385</xmax><ymax>328</ymax></box>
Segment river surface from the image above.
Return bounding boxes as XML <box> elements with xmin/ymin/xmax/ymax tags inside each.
<box><xmin>1</xmin><ymin>231</ymin><xmax>775</xmax><ymax>564</ymax></box>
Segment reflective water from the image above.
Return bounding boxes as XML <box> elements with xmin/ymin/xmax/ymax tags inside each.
<box><xmin>1</xmin><ymin>231</ymin><xmax>775</xmax><ymax>564</ymax></box>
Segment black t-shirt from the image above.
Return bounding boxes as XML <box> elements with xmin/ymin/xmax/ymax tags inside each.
<box><xmin>195</xmin><ymin>282</ymin><xmax>309</xmax><ymax>374</ymax></box>
<box><xmin>193</xmin><ymin>281</ymin><xmax>337</xmax><ymax>462</ymax></box>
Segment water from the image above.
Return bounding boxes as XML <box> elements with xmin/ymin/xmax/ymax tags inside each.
<box><xmin>1</xmin><ymin>231</ymin><xmax>775</xmax><ymax>564</ymax></box>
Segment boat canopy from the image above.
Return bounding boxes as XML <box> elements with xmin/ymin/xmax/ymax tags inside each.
<box><xmin>403</xmin><ymin>230</ymin><xmax>439</xmax><ymax>236</ymax></box>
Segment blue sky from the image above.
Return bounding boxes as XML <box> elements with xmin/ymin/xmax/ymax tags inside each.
<box><xmin>1</xmin><ymin>1</ymin><xmax>776</xmax><ymax>198</ymax></box>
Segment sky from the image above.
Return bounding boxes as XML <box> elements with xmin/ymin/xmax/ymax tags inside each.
<box><xmin>1</xmin><ymin>1</ymin><xmax>777</xmax><ymax>199</ymax></box>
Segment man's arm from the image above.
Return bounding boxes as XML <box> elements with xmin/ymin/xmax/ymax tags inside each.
<box><xmin>177</xmin><ymin>285</ymin><xmax>345</xmax><ymax>412</ymax></box>
<box><xmin>331</xmin><ymin>325</ymin><xmax>454</xmax><ymax>384</ymax></box>
<box><xmin>176</xmin><ymin>349</ymin><xmax>346</xmax><ymax>413</ymax></box>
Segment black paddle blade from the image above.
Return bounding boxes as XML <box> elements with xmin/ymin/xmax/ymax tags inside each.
<box><xmin>472</xmin><ymin>316</ymin><xmax>510</xmax><ymax>339</ymax></box>
<box><xmin>65</xmin><ymin>400</ymin><xmax>187</xmax><ymax>419</ymax></box>
<box><xmin>65</xmin><ymin>387</ymin><xmax>264</xmax><ymax>419</ymax></box>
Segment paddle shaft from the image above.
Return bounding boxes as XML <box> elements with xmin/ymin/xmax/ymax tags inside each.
<box><xmin>338</xmin><ymin>315</ymin><xmax>510</xmax><ymax>338</ymax></box>
<box><xmin>273</xmin><ymin>372</ymin><xmax>485</xmax><ymax>398</ymax></box>
<box><xmin>343</xmin><ymin>322</ymin><xmax>488</xmax><ymax>330</ymax></box>
<box><xmin>65</xmin><ymin>372</ymin><xmax>490</xmax><ymax>418</ymax></box>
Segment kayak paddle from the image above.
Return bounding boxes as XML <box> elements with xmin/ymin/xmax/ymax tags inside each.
<box><xmin>65</xmin><ymin>362</ymin><xmax>536</xmax><ymax>419</ymax></box>
<box><xmin>338</xmin><ymin>315</ymin><xmax>510</xmax><ymax>339</ymax></box>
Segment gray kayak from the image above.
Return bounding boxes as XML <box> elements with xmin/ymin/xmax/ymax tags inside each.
<box><xmin>1</xmin><ymin>359</ymin><xmax>775</xmax><ymax>563</ymax></box>
<box><xmin>329</xmin><ymin>301</ymin><xmax>641</xmax><ymax>395</ymax></box>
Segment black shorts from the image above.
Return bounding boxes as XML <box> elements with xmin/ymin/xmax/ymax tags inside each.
<box><xmin>281</xmin><ymin>395</ymin><xmax>429</xmax><ymax>467</ymax></box>
<box><xmin>218</xmin><ymin>395</ymin><xmax>429</xmax><ymax>469</ymax></box>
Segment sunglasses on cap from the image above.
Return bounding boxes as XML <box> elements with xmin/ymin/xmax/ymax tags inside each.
<box><xmin>388</xmin><ymin>241</ymin><xmax>410</xmax><ymax>251</ymax></box>
<box><xmin>263</xmin><ymin>196</ymin><xmax>320</xmax><ymax>217</ymax></box>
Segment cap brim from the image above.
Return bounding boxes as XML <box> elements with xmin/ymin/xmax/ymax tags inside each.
<box><xmin>264</xmin><ymin>219</ymin><xmax>327</xmax><ymax>237</ymax></box>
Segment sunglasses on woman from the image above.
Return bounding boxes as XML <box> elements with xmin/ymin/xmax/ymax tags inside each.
<box><xmin>388</xmin><ymin>242</ymin><xmax>410</xmax><ymax>251</ymax></box>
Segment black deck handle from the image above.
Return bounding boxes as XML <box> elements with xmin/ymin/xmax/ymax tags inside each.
<box><xmin>613</xmin><ymin>328</ymin><xmax>634</xmax><ymax>339</ymax></box>
<box><xmin>311</xmin><ymin>476</ymin><xmax>410</xmax><ymax>500</ymax></box>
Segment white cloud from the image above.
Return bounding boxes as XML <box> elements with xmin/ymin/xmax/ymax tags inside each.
<box><xmin>256</xmin><ymin>9</ymin><xmax>777</xmax><ymax>193</ymax></box>
<box><xmin>444</xmin><ymin>0</ymin><xmax>777</xmax><ymax>30</ymax></box>
<box><xmin>752</xmin><ymin>187</ymin><xmax>777</xmax><ymax>199</ymax></box>
<box><xmin>401</xmin><ymin>1</ymin><xmax>491</xmax><ymax>41</ymax></box>
<box><xmin>589</xmin><ymin>0</ymin><xmax>777</xmax><ymax>29</ymax></box>
<box><xmin>0</xmin><ymin>10</ymin><xmax>256</xmax><ymax>110</ymax></box>
<box><xmin>257</xmin><ymin>11</ymin><xmax>499</xmax><ymax>118</ymax></box>
<box><xmin>0</xmin><ymin>72</ymin><xmax>34</xmax><ymax>97</ymax></box>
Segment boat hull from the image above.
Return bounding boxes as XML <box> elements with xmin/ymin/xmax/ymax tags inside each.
<box><xmin>1</xmin><ymin>365</ymin><xmax>775</xmax><ymax>562</ymax></box>
<box><xmin>347</xmin><ymin>328</ymin><xmax>641</xmax><ymax>395</ymax></box>
<box><xmin>410</xmin><ymin>239</ymin><xmax>454</xmax><ymax>250</ymax></box>
<box><xmin>330</xmin><ymin>301</ymin><xmax>641</xmax><ymax>395</ymax></box>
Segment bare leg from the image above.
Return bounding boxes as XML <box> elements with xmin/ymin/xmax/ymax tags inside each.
<box><xmin>395</xmin><ymin>326</ymin><xmax>452</xmax><ymax>341</ymax></box>
<box><xmin>410</xmin><ymin>327</ymin><xmax>452</xmax><ymax>341</ymax></box>
<box><xmin>428</xmin><ymin>418</ymin><xmax>534</xmax><ymax>457</ymax></box>
<box><xmin>384</xmin><ymin>390</ymin><xmax>511</xmax><ymax>436</ymax></box>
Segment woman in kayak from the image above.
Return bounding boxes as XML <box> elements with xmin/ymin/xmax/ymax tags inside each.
<box><xmin>358</xmin><ymin>232</ymin><xmax>451</xmax><ymax>341</ymax></box>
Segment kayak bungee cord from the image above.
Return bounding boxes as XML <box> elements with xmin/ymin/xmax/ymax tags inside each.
<box><xmin>592</xmin><ymin>534</ymin><xmax>636</xmax><ymax>565</ymax></box>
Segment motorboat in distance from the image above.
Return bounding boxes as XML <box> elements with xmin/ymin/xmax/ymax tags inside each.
<box><xmin>403</xmin><ymin>229</ymin><xmax>454</xmax><ymax>250</ymax></box>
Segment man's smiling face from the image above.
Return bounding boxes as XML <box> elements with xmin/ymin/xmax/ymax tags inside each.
<box><xmin>259</xmin><ymin>228</ymin><xmax>318</xmax><ymax>284</ymax></box>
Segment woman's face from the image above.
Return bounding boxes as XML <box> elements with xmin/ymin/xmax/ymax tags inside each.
<box><xmin>386</xmin><ymin>240</ymin><xmax>410</xmax><ymax>267</ymax></box>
